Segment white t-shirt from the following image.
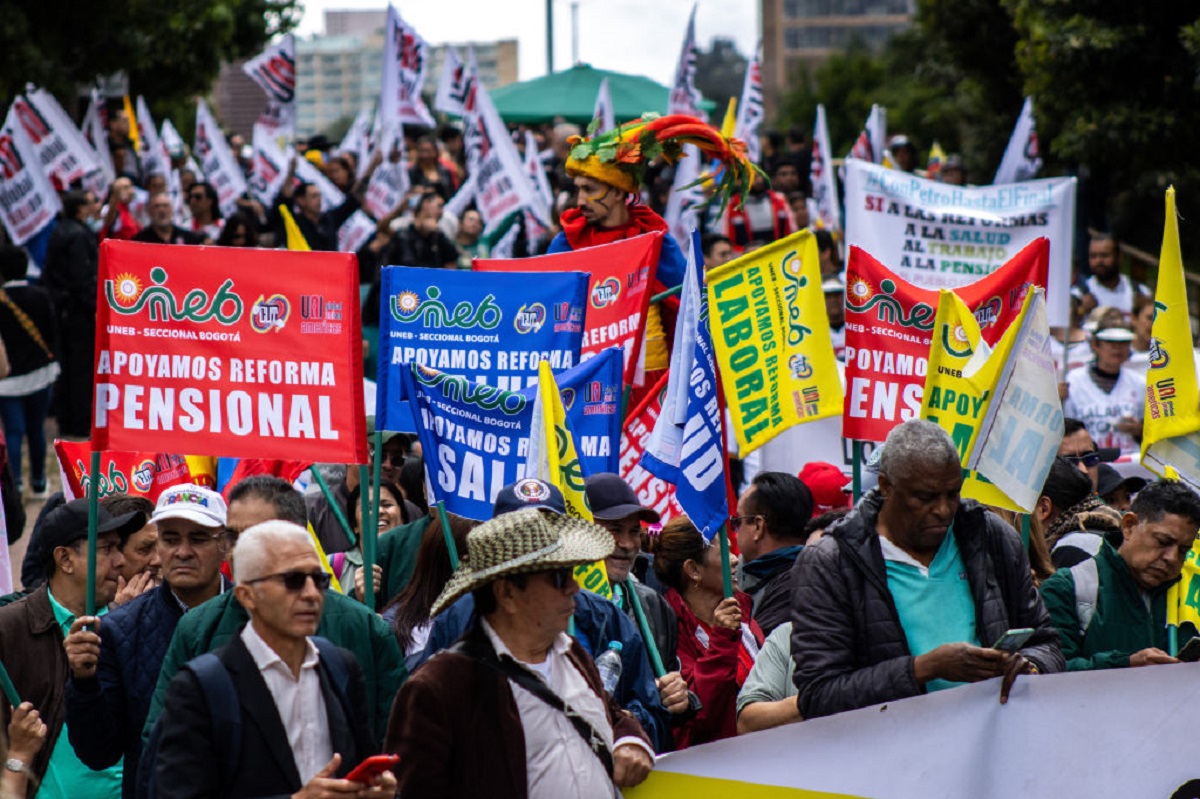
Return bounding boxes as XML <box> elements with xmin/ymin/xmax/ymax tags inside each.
<box><xmin>1071</xmin><ymin>274</ymin><xmax>1150</xmax><ymax>317</ymax></box>
<box><xmin>1049</xmin><ymin>337</ymin><xmax>1092</xmax><ymax>381</ymax></box>
<box><xmin>1062</xmin><ymin>365</ymin><xmax>1145</xmax><ymax>453</ymax></box>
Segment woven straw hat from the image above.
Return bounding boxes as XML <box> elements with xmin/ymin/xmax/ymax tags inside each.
<box><xmin>430</xmin><ymin>507</ymin><xmax>614</xmax><ymax>616</ymax></box>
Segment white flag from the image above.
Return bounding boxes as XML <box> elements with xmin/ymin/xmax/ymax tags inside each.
<box><xmin>593</xmin><ymin>77</ymin><xmax>616</xmax><ymax>134</ymax></box>
<box><xmin>337</xmin><ymin>208</ymin><xmax>377</xmax><ymax>253</ymax></box>
<box><xmin>242</xmin><ymin>33</ymin><xmax>297</xmax><ymax>142</ymax></box>
<box><xmin>734</xmin><ymin>45</ymin><xmax>764</xmax><ymax>163</ymax></box>
<box><xmin>810</xmin><ymin>104</ymin><xmax>840</xmax><ymax>232</ymax></box>
<box><xmin>248</xmin><ymin>123</ymin><xmax>291</xmax><ymax>205</ymax></box>
<box><xmin>664</xmin><ymin>144</ymin><xmax>703</xmax><ymax>252</ymax></box>
<box><xmin>0</xmin><ymin>107</ymin><xmax>62</xmax><ymax>244</ymax></box>
<box><xmin>336</xmin><ymin>109</ymin><xmax>374</xmax><ymax>179</ymax></box>
<box><xmin>968</xmin><ymin>289</ymin><xmax>1063</xmax><ymax>511</ymax></box>
<box><xmin>193</xmin><ymin>99</ymin><xmax>247</xmax><ymax>218</ymax></box>
<box><xmin>14</xmin><ymin>88</ymin><xmax>106</xmax><ymax>193</ymax></box>
<box><xmin>380</xmin><ymin>3</ymin><xmax>435</xmax><ymax>145</ymax></box>
<box><xmin>135</xmin><ymin>96</ymin><xmax>171</xmax><ymax>179</ymax></box>
<box><xmin>435</xmin><ymin>46</ymin><xmax>478</xmax><ymax>118</ymax></box>
<box><xmin>993</xmin><ymin>96</ymin><xmax>1042</xmax><ymax>185</ymax></box>
<box><xmin>524</xmin><ymin>130</ymin><xmax>553</xmax><ymax>218</ymax></box>
<box><xmin>295</xmin><ymin>155</ymin><xmax>346</xmax><ymax>212</ymax></box>
<box><xmin>82</xmin><ymin>90</ymin><xmax>115</xmax><ymax>195</ymax></box>
<box><xmin>463</xmin><ymin>79</ymin><xmax>543</xmax><ymax>234</ymax></box>
<box><xmin>363</xmin><ymin>158</ymin><xmax>411</xmax><ymax>220</ymax></box>
<box><xmin>667</xmin><ymin>5</ymin><xmax>705</xmax><ymax>119</ymax></box>
<box><xmin>848</xmin><ymin>104</ymin><xmax>886</xmax><ymax>164</ymax></box>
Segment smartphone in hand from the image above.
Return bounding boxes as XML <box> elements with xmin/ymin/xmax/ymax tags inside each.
<box><xmin>345</xmin><ymin>754</ymin><xmax>399</xmax><ymax>784</ymax></box>
<box><xmin>992</xmin><ymin>628</ymin><xmax>1034</xmax><ymax>653</ymax></box>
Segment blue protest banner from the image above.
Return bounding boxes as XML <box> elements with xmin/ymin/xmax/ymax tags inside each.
<box><xmin>402</xmin><ymin>348</ymin><xmax>624</xmax><ymax>520</ymax></box>
<box><xmin>375</xmin><ymin>266</ymin><xmax>589</xmax><ymax>431</ymax></box>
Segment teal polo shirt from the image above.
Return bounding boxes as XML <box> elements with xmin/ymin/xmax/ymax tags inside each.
<box><xmin>880</xmin><ymin>529</ymin><xmax>979</xmax><ymax>693</ymax></box>
<box><xmin>41</xmin><ymin>589</ymin><xmax>122</xmax><ymax>799</ymax></box>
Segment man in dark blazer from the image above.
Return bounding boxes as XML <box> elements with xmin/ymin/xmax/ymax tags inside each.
<box><xmin>155</xmin><ymin>521</ymin><xmax>395</xmax><ymax>799</ymax></box>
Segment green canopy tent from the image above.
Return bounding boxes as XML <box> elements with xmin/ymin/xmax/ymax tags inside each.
<box><xmin>489</xmin><ymin>63</ymin><xmax>717</xmax><ymax>126</ymax></box>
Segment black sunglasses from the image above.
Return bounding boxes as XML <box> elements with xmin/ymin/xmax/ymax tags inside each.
<box><xmin>1064</xmin><ymin>451</ymin><xmax>1101</xmax><ymax>468</ymax></box>
<box><xmin>539</xmin><ymin>567</ymin><xmax>576</xmax><ymax>590</ymax></box>
<box><xmin>245</xmin><ymin>570</ymin><xmax>332</xmax><ymax>592</ymax></box>
<box><xmin>730</xmin><ymin>514</ymin><xmax>761</xmax><ymax>532</ymax></box>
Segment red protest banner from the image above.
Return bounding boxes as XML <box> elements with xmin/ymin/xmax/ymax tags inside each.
<box><xmin>92</xmin><ymin>241</ymin><xmax>368</xmax><ymax>463</ymax></box>
<box><xmin>55</xmin><ymin>439</ymin><xmax>217</xmax><ymax>502</ymax></box>
<box><xmin>473</xmin><ymin>232</ymin><xmax>661</xmax><ymax>387</ymax></box>
<box><xmin>619</xmin><ymin>371</ymin><xmax>683</xmax><ymax>523</ymax></box>
<box><xmin>843</xmin><ymin>238</ymin><xmax>1049</xmax><ymax>443</ymax></box>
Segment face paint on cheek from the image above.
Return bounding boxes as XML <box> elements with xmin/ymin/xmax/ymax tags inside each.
<box><xmin>582</xmin><ymin>186</ymin><xmax>613</xmax><ymax>211</ymax></box>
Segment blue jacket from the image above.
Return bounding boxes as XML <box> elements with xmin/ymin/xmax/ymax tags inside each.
<box><xmin>65</xmin><ymin>582</ymin><xmax>201</xmax><ymax>799</ymax></box>
<box><xmin>417</xmin><ymin>588</ymin><xmax>672</xmax><ymax>752</ymax></box>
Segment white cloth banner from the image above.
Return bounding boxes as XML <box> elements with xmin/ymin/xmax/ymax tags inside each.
<box><xmin>734</xmin><ymin>45</ymin><xmax>763</xmax><ymax>163</ymax></box>
<box><xmin>810</xmin><ymin>103</ymin><xmax>840</xmax><ymax>232</ymax></box>
<box><xmin>843</xmin><ymin>158</ymin><xmax>1075</xmax><ymax>327</ymax></box>
<box><xmin>242</xmin><ymin>33</ymin><xmax>297</xmax><ymax>141</ymax></box>
<box><xmin>848</xmin><ymin>104</ymin><xmax>886</xmax><ymax>164</ymax></box>
<box><xmin>663</xmin><ymin>144</ymin><xmax>702</xmax><ymax>253</ymax></box>
<box><xmin>0</xmin><ymin>107</ymin><xmax>62</xmax><ymax>244</ymax></box>
<box><xmin>194</xmin><ymin>99</ymin><xmax>247</xmax><ymax>218</ymax></box>
<box><xmin>248</xmin><ymin>123</ymin><xmax>290</xmax><ymax>206</ymax></box>
<box><xmin>337</xmin><ymin>109</ymin><xmax>374</xmax><ymax>178</ymax></box>
<box><xmin>363</xmin><ymin>160</ymin><xmax>410</xmax><ymax>220</ymax></box>
<box><xmin>13</xmin><ymin>89</ymin><xmax>106</xmax><ymax>193</ymax></box>
<box><xmin>463</xmin><ymin>79</ymin><xmax>541</xmax><ymax>235</ymax></box>
<box><xmin>994</xmin><ymin>96</ymin><xmax>1042</xmax><ymax>185</ymax></box>
<box><xmin>337</xmin><ymin>208</ymin><xmax>376</xmax><ymax>254</ymax></box>
<box><xmin>135</xmin><ymin>96</ymin><xmax>171</xmax><ymax>179</ymax></box>
<box><xmin>523</xmin><ymin>131</ymin><xmax>553</xmax><ymax>220</ymax></box>
<box><xmin>434</xmin><ymin>45</ymin><xmax>477</xmax><ymax>118</ymax></box>
<box><xmin>593</xmin><ymin>77</ymin><xmax>616</xmax><ymax>134</ymax></box>
<box><xmin>294</xmin><ymin>156</ymin><xmax>346</xmax><ymax>213</ymax></box>
<box><xmin>627</xmin><ymin>665</ymin><xmax>1200</xmax><ymax>798</ymax></box>
<box><xmin>380</xmin><ymin>4</ymin><xmax>435</xmax><ymax>137</ymax></box>
<box><xmin>81</xmin><ymin>90</ymin><xmax>115</xmax><ymax>197</ymax></box>
<box><xmin>667</xmin><ymin>4</ymin><xmax>704</xmax><ymax>119</ymax></box>
<box><xmin>969</xmin><ymin>290</ymin><xmax>1063</xmax><ymax>510</ymax></box>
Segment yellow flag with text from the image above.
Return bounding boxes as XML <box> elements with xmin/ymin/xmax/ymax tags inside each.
<box><xmin>1141</xmin><ymin>187</ymin><xmax>1200</xmax><ymax>485</ymax></box>
<box><xmin>706</xmin><ymin>230</ymin><xmax>843</xmax><ymax>454</ymax></box>
<box><xmin>527</xmin><ymin>360</ymin><xmax>612</xmax><ymax>598</ymax></box>
<box><xmin>920</xmin><ymin>289</ymin><xmax>1022</xmax><ymax>510</ymax></box>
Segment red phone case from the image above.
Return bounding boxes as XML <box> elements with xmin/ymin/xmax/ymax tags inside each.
<box><xmin>346</xmin><ymin>754</ymin><xmax>399</xmax><ymax>783</ymax></box>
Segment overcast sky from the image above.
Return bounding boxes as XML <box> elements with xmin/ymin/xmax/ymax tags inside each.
<box><xmin>296</xmin><ymin>0</ymin><xmax>760</xmax><ymax>85</ymax></box>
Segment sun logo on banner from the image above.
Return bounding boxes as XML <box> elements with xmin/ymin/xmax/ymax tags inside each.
<box><xmin>111</xmin><ymin>273</ymin><xmax>144</xmax><ymax>307</ymax></box>
<box><xmin>847</xmin><ymin>275</ymin><xmax>874</xmax><ymax>306</ymax></box>
<box><xmin>943</xmin><ymin>321</ymin><xmax>974</xmax><ymax>358</ymax></box>
<box><xmin>394</xmin><ymin>291</ymin><xmax>420</xmax><ymax>315</ymax></box>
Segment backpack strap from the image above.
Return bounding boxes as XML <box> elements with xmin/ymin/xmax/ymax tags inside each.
<box><xmin>185</xmin><ymin>652</ymin><xmax>242</xmax><ymax>789</ymax></box>
<box><xmin>1070</xmin><ymin>557</ymin><xmax>1101</xmax><ymax>634</ymax></box>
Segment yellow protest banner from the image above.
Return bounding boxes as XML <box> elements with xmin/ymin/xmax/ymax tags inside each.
<box><xmin>920</xmin><ymin>289</ymin><xmax>1023</xmax><ymax>510</ymax></box>
<box><xmin>529</xmin><ymin>359</ymin><xmax>612</xmax><ymax>598</ymax></box>
<box><xmin>706</xmin><ymin>230</ymin><xmax>842</xmax><ymax>454</ymax></box>
<box><xmin>1141</xmin><ymin>187</ymin><xmax>1200</xmax><ymax>484</ymax></box>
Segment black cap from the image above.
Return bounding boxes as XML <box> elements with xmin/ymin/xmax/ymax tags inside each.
<box><xmin>493</xmin><ymin>478</ymin><xmax>566</xmax><ymax>518</ymax></box>
<box><xmin>40</xmin><ymin>499</ymin><xmax>146</xmax><ymax>555</ymax></box>
<box><xmin>584</xmin><ymin>473</ymin><xmax>660</xmax><ymax>523</ymax></box>
<box><xmin>1096</xmin><ymin>464</ymin><xmax>1147</xmax><ymax>499</ymax></box>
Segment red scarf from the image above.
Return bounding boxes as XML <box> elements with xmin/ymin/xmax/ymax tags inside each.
<box><xmin>560</xmin><ymin>204</ymin><xmax>669</xmax><ymax>250</ymax></box>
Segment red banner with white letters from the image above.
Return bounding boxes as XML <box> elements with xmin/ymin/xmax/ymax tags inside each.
<box><xmin>473</xmin><ymin>233</ymin><xmax>661</xmax><ymax>387</ymax></box>
<box><xmin>843</xmin><ymin>239</ymin><xmax>1048</xmax><ymax>443</ymax></box>
<box><xmin>92</xmin><ymin>241</ymin><xmax>367</xmax><ymax>463</ymax></box>
<box><xmin>619</xmin><ymin>371</ymin><xmax>683</xmax><ymax>523</ymax></box>
<box><xmin>54</xmin><ymin>440</ymin><xmax>218</xmax><ymax>502</ymax></box>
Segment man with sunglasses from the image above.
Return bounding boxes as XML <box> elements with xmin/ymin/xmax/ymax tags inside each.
<box><xmin>64</xmin><ymin>484</ymin><xmax>230</xmax><ymax>799</ymax></box>
<box><xmin>1058</xmin><ymin>417</ymin><xmax>1119</xmax><ymax>491</ymax></box>
<box><xmin>157</xmin><ymin>522</ymin><xmax>394</xmax><ymax>799</ymax></box>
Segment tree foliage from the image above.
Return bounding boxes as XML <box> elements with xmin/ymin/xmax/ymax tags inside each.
<box><xmin>0</xmin><ymin>0</ymin><xmax>299</xmax><ymax>116</ymax></box>
<box><xmin>694</xmin><ymin>38</ymin><xmax>748</xmax><ymax>112</ymax></box>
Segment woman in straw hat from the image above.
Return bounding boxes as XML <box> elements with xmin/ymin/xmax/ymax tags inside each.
<box><xmin>383</xmin><ymin>507</ymin><xmax>654</xmax><ymax>798</ymax></box>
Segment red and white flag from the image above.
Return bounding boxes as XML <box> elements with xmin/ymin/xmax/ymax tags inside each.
<box><xmin>242</xmin><ymin>33</ymin><xmax>297</xmax><ymax>142</ymax></box>
<box><xmin>0</xmin><ymin>106</ymin><xmax>62</xmax><ymax>244</ymax></box>
<box><xmin>734</xmin><ymin>45</ymin><xmax>764</xmax><ymax>163</ymax></box>
<box><xmin>667</xmin><ymin>4</ymin><xmax>705</xmax><ymax>119</ymax></box>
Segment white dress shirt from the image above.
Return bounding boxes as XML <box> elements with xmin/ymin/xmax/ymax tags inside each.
<box><xmin>480</xmin><ymin>620</ymin><xmax>652</xmax><ymax>799</ymax></box>
<box><xmin>240</xmin><ymin>623</ymin><xmax>334</xmax><ymax>786</ymax></box>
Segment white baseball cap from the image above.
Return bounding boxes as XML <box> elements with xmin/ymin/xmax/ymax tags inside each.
<box><xmin>151</xmin><ymin>484</ymin><xmax>227</xmax><ymax>528</ymax></box>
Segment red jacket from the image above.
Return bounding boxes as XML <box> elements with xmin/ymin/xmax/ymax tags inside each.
<box><xmin>725</xmin><ymin>190</ymin><xmax>792</xmax><ymax>252</ymax></box>
<box><xmin>664</xmin><ymin>588</ymin><xmax>763</xmax><ymax>749</ymax></box>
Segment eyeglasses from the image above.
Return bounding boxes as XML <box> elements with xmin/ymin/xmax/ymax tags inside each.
<box><xmin>729</xmin><ymin>515</ymin><xmax>762</xmax><ymax>532</ymax></box>
<box><xmin>244</xmin><ymin>570</ymin><xmax>332</xmax><ymax>592</ymax></box>
<box><xmin>1064</xmin><ymin>451</ymin><xmax>1101</xmax><ymax>468</ymax></box>
<box><xmin>159</xmin><ymin>531</ymin><xmax>227</xmax><ymax>549</ymax></box>
<box><xmin>536</xmin><ymin>567</ymin><xmax>576</xmax><ymax>590</ymax></box>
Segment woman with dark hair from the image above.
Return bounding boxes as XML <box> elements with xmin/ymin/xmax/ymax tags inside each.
<box><xmin>215</xmin><ymin>211</ymin><xmax>258</xmax><ymax>247</ymax></box>
<box><xmin>385</xmin><ymin>511</ymin><xmax>476</xmax><ymax>666</ymax></box>
<box><xmin>397</xmin><ymin>455</ymin><xmax>428</xmax><ymax>517</ymax></box>
<box><xmin>186</xmin><ymin>181</ymin><xmax>223</xmax><ymax>240</ymax></box>
<box><xmin>653</xmin><ymin>516</ymin><xmax>762</xmax><ymax>749</ymax></box>
<box><xmin>334</xmin><ymin>480</ymin><xmax>407</xmax><ymax>602</ymax></box>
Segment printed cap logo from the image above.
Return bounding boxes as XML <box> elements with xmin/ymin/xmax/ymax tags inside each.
<box><xmin>514</xmin><ymin>478</ymin><xmax>552</xmax><ymax>502</ymax></box>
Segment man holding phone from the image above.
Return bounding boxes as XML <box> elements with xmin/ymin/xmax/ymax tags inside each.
<box><xmin>156</xmin><ymin>521</ymin><xmax>395</xmax><ymax>799</ymax></box>
<box><xmin>790</xmin><ymin>421</ymin><xmax>1064</xmax><ymax>719</ymax></box>
<box><xmin>1040</xmin><ymin>479</ymin><xmax>1200</xmax><ymax>670</ymax></box>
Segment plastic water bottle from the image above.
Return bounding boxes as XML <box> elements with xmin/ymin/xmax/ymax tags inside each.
<box><xmin>595</xmin><ymin>640</ymin><xmax>623</xmax><ymax>696</ymax></box>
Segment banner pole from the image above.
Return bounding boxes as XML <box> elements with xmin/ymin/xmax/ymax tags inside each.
<box><xmin>364</xmin><ymin>432</ymin><xmax>383</xmax><ymax>610</ymax></box>
<box><xmin>718</xmin><ymin>524</ymin><xmax>733</xmax><ymax>599</ymax></box>
<box><xmin>86</xmin><ymin>449</ymin><xmax>100</xmax><ymax>617</ymax></box>
<box><xmin>851</xmin><ymin>441</ymin><xmax>863</xmax><ymax>504</ymax></box>
<box><xmin>624</xmin><ymin>579</ymin><xmax>666</xmax><ymax>678</ymax></box>
<box><xmin>358</xmin><ymin>464</ymin><xmax>373</xmax><ymax>609</ymax></box>
<box><xmin>1169</xmin><ymin>624</ymin><xmax>1179</xmax><ymax>657</ymax></box>
<box><xmin>1020</xmin><ymin>514</ymin><xmax>1031</xmax><ymax>550</ymax></box>
<box><xmin>436</xmin><ymin>500</ymin><xmax>460</xmax><ymax>570</ymax></box>
<box><xmin>310</xmin><ymin>466</ymin><xmax>357</xmax><ymax>548</ymax></box>
<box><xmin>649</xmin><ymin>284</ymin><xmax>682</xmax><ymax>305</ymax></box>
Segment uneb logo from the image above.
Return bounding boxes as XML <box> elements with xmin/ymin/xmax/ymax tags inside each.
<box><xmin>514</xmin><ymin>303</ymin><xmax>546</xmax><ymax>334</ymax></box>
<box><xmin>131</xmin><ymin>460</ymin><xmax>155</xmax><ymax>493</ymax></box>
<box><xmin>591</xmin><ymin>278</ymin><xmax>621</xmax><ymax>309</ymax></box>
<box><xmin>251</xmin><ymin>294</ymin><xmax>289</xmax><ymax>333</ymax></box>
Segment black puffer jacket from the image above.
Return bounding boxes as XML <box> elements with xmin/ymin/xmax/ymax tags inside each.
<box><xmin>789</xmin><ymin>489</ymin><xmax>1063</xmax><ymax>719</ymax></box>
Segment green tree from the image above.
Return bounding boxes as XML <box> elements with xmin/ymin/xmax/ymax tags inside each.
<box><xmin>0</xmin><ymin>0</ymin><xmax>299</xmax><ymax>115</ymax></box>
<box><xmin>694</xmin><ymin>38</ymin><xmax>748</xmax><ymax>113</ymax></box>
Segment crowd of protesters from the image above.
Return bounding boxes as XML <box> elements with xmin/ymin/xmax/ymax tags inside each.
<box><xmin>0</xmin><ymin>90</ymin><xmax>1191</xmax><ymax>799</ymax></box>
